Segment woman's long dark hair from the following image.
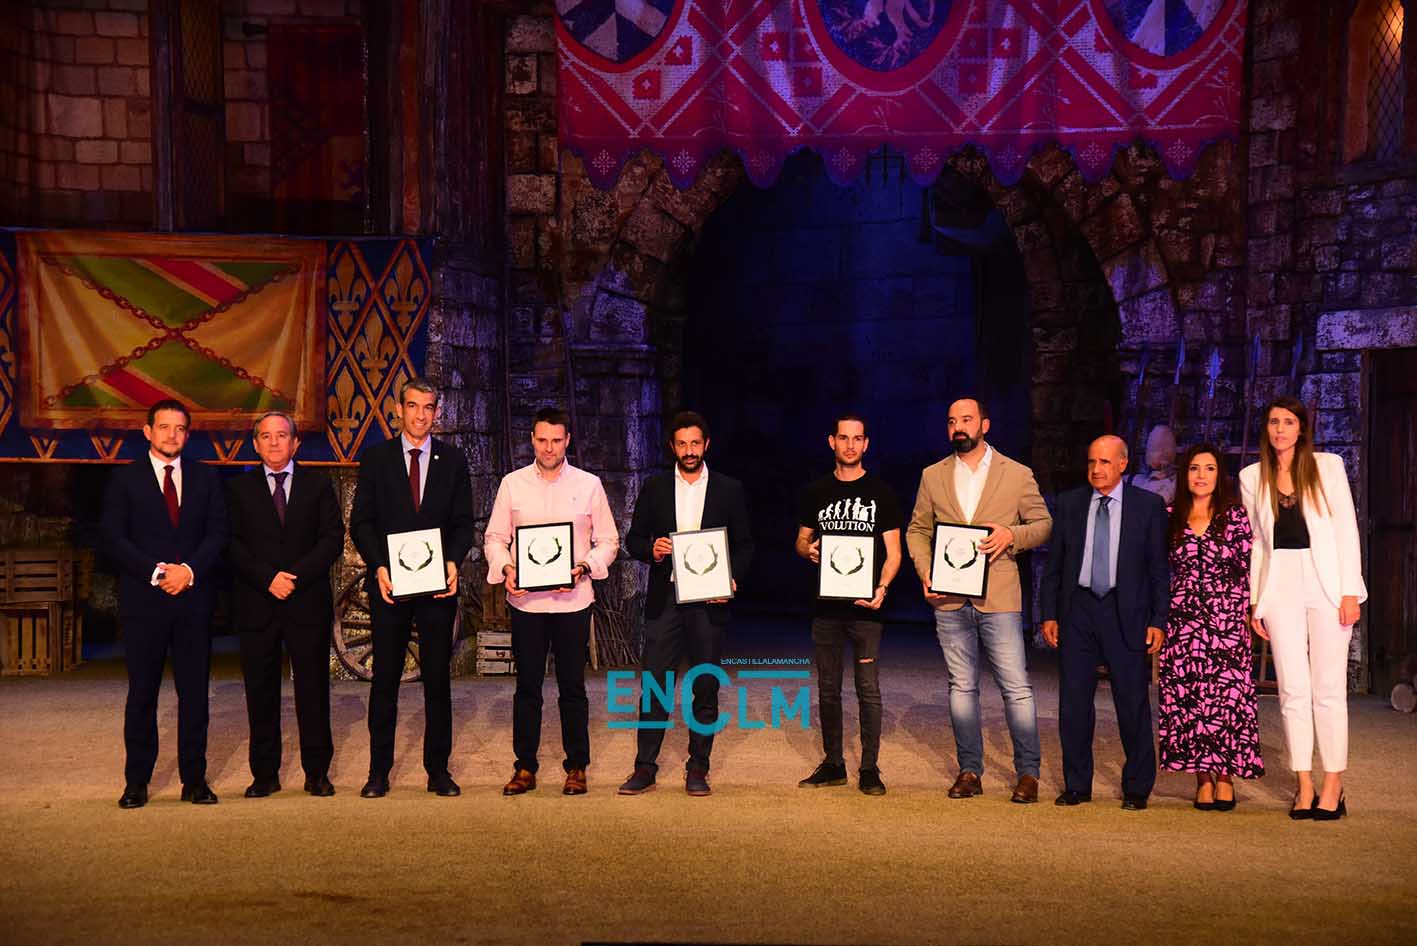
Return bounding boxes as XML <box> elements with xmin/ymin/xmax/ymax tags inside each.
<box><xmin>1257</xmin><ymin>395</ymin><xmax>1328</xmax><ymax>518</ymax></box>
<box><xmin>1169</xmin><ymin>443</ymin><xmax>1236</xmax><ymax>546</ymax></box>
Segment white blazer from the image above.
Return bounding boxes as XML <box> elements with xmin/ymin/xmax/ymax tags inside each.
<box><xmin>1239</xmin><ymin>452</ymin><xmax>1368</xmax><ymax>620</ymax></box>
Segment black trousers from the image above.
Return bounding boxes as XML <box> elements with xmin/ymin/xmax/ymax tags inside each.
<box><xmin>121</xmin><ymin>610</ymin><xmax>210</xmax><ymax>787</ymax></box>
<box><xmin>1058</xmin><ymin>589</ymin><xmax>1156</xmax><ymax>798</ymax></box>
<box><xmin>635</xmin><ymin>605</ymin><xmax>724</xmax><ymax>774</ymax></box>
<box><xmin>238</xmin><ymin>618</ymin><xmax>333</xmax><ymax>781</ymax></box>
<box><xmin>811</xmin><ymin>617</ymin><xmax>883</xmax><ymax>771</ymax></box>
<box><xmin>367</xmin><ymin>594</ymin><xmax>456</xmax><ymax>778</ymax></box>
<box><xmin>509</xmin><ymin>607</ymin><xmax>592</xmax><ymax>774</ymax></box>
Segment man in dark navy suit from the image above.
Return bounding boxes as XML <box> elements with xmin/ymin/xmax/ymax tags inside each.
<box><xmin>349</xmin><ymin>377</ymin><xmax>475</xmax><ymax>799</ymax></box>
<box><xmin>102</xmin><ymin>399</ymin><xmax>229</xmax><ymax>809</ymax></box>
<box><xmin>618</xmin><ymin>411</ymin><xmax>754</xmax><ymax>797</ymax></box>
<box><xmin>1041</xmin><ymin>434</ymin><xmax>1168</xmax><ymax>810</ymax></box>
<box><xmin>227</xmin><ymin>410</ymin><xmax>344</xmax><ymax>799</ymax></box>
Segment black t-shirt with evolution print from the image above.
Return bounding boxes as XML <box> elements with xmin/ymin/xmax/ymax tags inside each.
<box><xmin>796</xmin><ymin>472</ymin><xmax>903</xmax><ymax>620</ymax></box>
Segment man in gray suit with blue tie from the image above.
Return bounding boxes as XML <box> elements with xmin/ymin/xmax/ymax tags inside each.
<box><xmin>1040</xmin><ymin>435</ymin><xmax>1169</xmax><ymax>810</ymax></box>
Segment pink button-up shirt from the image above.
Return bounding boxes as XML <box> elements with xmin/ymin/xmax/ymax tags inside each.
<box><xmin>484</xmin><ymin>461</ymin><xmax>620</xmax><ymax>613</ymax></box>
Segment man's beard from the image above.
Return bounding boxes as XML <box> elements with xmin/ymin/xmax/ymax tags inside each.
<box><xmin>951</xmin><ymin>433</ymin><xmax>978</xmax><ymax>454</ymax></box>
<box><xmin>836</xmin><ymin>454</ymin><xmax>862</xmax><ymax>468</ymax></box>
<box><xmin>677</xmin><ymin>455</ymin><xmax>702</xmax><ymax>473</ymax></box>
<box><xmin>151</xmin><ymin>443</ymin><xmax>181</xmax><ymax>459</ymax></box>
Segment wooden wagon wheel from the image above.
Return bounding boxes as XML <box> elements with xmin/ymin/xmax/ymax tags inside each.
<box><xmin>332</xmin><ymin>575</ymin><xmax>461</xmax><ymax>683</ymax></box>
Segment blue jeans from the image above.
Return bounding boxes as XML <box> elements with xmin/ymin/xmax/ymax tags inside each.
<box><xmin>933</xmin><ymin>604</ymin><xmax>1040</xmax><ymax>779</ymax></box>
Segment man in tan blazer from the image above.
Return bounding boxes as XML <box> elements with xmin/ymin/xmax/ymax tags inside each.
<box><xmin>906</xmin><ymin>397</ymin><xmax>1053</xmax><ymax>803</ymax></box>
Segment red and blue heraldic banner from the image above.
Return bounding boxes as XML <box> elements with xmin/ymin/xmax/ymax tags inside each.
<box><xmin>557</xmin><ymin>0</ymin><xmax>1245</xmax><ymax>188</ymax></box>
<box><xmin>0</xmin><ymin>231</ymin><xmax>430</xmax><ymax>465</ymax></box>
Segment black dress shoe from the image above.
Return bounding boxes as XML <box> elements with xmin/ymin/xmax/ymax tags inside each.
<box><xmin>118</xmin><ymin>784</ymin><xmax>147</xmax><ymax>809</ymax></box>
<box><xmin>304</xmin><ymin>775</ymin><xmax>336</xmax><ymax>797</ymax></box>
<box><xmin>244</xmin><ymin>777</ymin><xmax>281</xmax><ymax>798</ymax></box>
<box><xmin>360</xmin><ymin>774</ymin><xmax>390</xmax><ymax>798</ymax></box>
<box><xmin>1121</xmin><ymin>795</ymin><xmax>1148</xmax><ymax>811</ymax></box>
<box><xmin>181</xmin><ymin>782</ymin><xmax>219</xmax><ymax>805</ymax></box>
<box><xmin>427</xmin><ymin>773</ymin><xmax>461</xmax><ymax>797</ymax></box>
<box><xmin>1288</xmin><ymin>793</ymin><xmax>1316</xmax><ymax>820</ymax></box>
<box><xmin>1054</xmin><ymin>790</ymin><xmax>1092</xmax><ymax>806</ymax></box>
<box><xmin>1312</xmin><ymin>793</ymin><xmax>1347</xmax><ymax>821</ymax></box>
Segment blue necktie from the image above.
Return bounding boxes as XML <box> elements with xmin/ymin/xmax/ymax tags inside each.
<box><xmin>1090</xmin><ymin>495</ymin><xmax>1112</xmax><ymax>597</ymax></box>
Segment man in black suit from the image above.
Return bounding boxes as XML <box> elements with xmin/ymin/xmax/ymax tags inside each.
<box><xmin>1041</xmin><ymin>434</ymin><xmax>1169</xmax><ymax>810</ymax></box>
<box><xmin>619</xmin><ymin>411</ymin><xmax>754</xmax><ymax>796</ymax></box>
<box><xmin>102</xmin><ymin>399</ymin><xmax>228</xmax><ymax>809</ymax></box>
<box><xmin>227</xmin><ymin>411</ymin><xmax>344</xmax><ymax>798</ymax></box>
<box><xmin>349</xmin><ymin>377</ymin><xmax>475</xmax><ymax>799</ymax></box>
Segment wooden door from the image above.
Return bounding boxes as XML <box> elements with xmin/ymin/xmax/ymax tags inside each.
<box><xmin>1368</xmin><ymin>347</ymin><xmax>1417</xmax><ymax>693</ymax></box>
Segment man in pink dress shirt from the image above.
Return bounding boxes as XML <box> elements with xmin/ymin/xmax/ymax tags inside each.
<box><xmin>484</xmin><ymin>407</ymin><xmax>620</xmax><ymax>796</ymax></box>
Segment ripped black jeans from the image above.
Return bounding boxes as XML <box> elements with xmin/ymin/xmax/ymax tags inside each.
<box><xmin>811</xmin><ymin>617</ymin><xmax>883</xmax><ymax>771</ymax></box>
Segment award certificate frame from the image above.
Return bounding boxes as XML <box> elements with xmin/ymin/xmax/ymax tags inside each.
<box><xmin>818</xmin><ymin>534</ymin><xmax>875</xmax><ymax>601</ymax></box>
<box><xmin>671</xmin><ymin>526</ymin><xmax>733</xmax><ymax>604</ymax></box>
<box><xmin>387</xmin><ymin>528</ymin><xmax>447</xmax><ymax>599</ymax></box>
<box><xmin>515</xmin><ymin>522</ymin><xmax>575</xmax><ymax>592</ymax></box>
<box><xmin>928</xmin><ymin>522</ymin><xmax>991</xmax><ymax>598</ymax></box>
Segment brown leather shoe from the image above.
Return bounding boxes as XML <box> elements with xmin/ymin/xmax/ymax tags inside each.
<box><xmin>1010</xmin><ymin>774</ymin><xmax>1039</xmax><ymax>804</ymax></box>
<box><xmin>563</xmin><ymin>768</ymin><xmax>587</xmax><ymax>795</ymax></box>
<box><xmin>947</xmin><ymin>771</ymin><xmax>983</xmax><ymax>798</ymax></box>
<box><xmin>502</xmin><ymin>768</ymin><xmax>536</xmax><ymax>796</ymax></box>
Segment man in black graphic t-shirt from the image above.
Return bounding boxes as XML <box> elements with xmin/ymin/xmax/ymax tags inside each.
<box><xmin>794</xmin><ymin>414</ymin><xmax>902</xmax><ymax>795</ymax></box>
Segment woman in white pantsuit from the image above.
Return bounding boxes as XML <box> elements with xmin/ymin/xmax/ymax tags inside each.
<box><xmin>1240</xmin><ymin>396</ymin><xmax>1366</xmax><ymax>822</ymax></box>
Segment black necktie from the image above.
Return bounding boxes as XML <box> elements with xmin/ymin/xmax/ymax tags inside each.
<box><xmin>270</xmin><ymin>471</ymin><xmax>288</xmax><ymax>526</ymax></box>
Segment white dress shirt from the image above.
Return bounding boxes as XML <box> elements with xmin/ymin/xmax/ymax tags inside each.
<box><xmin>264</xmin><ymin>460</ymin><xmax>295</xmax><ymax>500</ymax></box>
<box><xmin>674</xmin><ymin>462</ymin><xmax>709</xmax><ymax>532</ymax></box>
<box><xmin>953</xmin><ymin>445</ymin><xmax>993</xmax><ymax>522</ymax></box>
<box><xmin>149</xmin><ymin>451</ymin><xmax>181</xmax><ymax>503</ymax></box>
<box><xmin>147</xmin><ymin>451</ymin><xmax>191</xmax><ymax>587</ymax></box>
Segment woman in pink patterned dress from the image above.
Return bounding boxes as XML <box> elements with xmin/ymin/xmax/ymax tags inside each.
<box><xmin>1158</xmin><ymin>443</ymin><xmax>1264</xmax><ymax>811</ymax></box>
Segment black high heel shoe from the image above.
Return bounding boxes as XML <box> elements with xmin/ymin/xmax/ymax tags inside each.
<box><xmin>1312</xmin><ymin>793</ymin><xmax>1347</xmax><ymax>821</ymax></box>
<box><xmin>1193</xmin><ymin>776</ymin><xmax>1216</xmax><ymax>811</ymax></box>
<box><xmin>1212</xmin><ymin>780</ymin><xmax>1236</xmax><ymax>812</ymax></box>
<box><xmin>1288</xmin><ymin>792</ymin><xmax>1316</xmax><ymax>820</ymax></box>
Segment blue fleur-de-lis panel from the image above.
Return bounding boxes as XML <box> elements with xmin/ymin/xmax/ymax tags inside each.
<box><xmin>1102</xmin><ymin>0</ymin><xmax>1224</xmax><ymax>57</ymax></box>
<box><xmin>820</xmin><ymin>0</ymin><xmax>954</xmax><ymax>72</ymax></box>
<box><xmin>559</xmin><ymin>0</ymin><xmax>676</xmax><ymax>63</ymax></box>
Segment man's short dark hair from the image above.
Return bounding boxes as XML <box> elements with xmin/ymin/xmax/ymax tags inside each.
<box><xmin>533</xmin><ymin>407</ymin><xmax>571</xmax><ymax>435</ymax></box>
<box><xmin>832</xmin><ymin>413</ymin><xmax>868</xmax><ymax>437</ymax></box>
<box><xmin>147</xmin><ymin>398</ymin><xmax>190</xmax><ymax>427</ymax></box>
<box><xmin>667</xmin><ymin>410</ymin><xmax>709</xmax><ymax>442</ymax></box>
<box><xmin>951</xmin><ymin>397</ymin><xmax>988</xmax><ymax>421</ymax></box>
<box><xmin>399</xmin><ymin>376</ymin><xmax>440</xmax><ymax>406</ymax></box>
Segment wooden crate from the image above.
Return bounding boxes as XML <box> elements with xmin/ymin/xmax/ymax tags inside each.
<box><xmin>0</xmin><ymin>549</ymin><xmax>91</xmax><ymax>674</ymax></box>
<box><xmin>1</xmin><ymin>604</ymin><xmax>62</xmax><ymax>675</ymax></box>
<box><xmin>476</xmin><ymin>658</ymin><xmax>515</xmax><ymax>675</ymax></box>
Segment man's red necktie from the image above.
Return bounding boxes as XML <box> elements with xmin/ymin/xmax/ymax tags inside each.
<box><xmin>408</xmin><ymin>448</ymin><xmax>422</xmax><ymax>513</ymax></box>
<box><xmin>163</xmin><ymin>464</ymin><xmax>179</xmax><ymax>527</ymax></box>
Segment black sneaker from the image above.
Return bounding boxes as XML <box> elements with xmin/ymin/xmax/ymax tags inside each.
<box><xmin>798</xmin><ymin>761</ymin><xmax>849</xmax><ymax>788</ymax></box>
<box><xmin>617</xmin><ymin>766</ymin><xmax>657</xmax><ymax>795</ymax></box>
<box><xmin>859</xmin><ymin>768</ymin><xmax>886</xmax><ymax>796</ymax></box>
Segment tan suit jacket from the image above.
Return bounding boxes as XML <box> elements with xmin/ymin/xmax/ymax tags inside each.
<box><xmin>906</xmin><ymin>448</ymin><xmax>1052</xmax><ymax>613</ymax></box>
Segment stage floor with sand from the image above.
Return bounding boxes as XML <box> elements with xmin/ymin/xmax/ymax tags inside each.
<box><xmin>2</xmin><ymin>621</ymin><xmax>1414</xmax><ymax>946</ymax></box>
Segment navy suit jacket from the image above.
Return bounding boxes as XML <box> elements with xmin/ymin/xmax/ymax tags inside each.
<box><xmin>101</xmin><ymin>455</ymin><xmax>229</xmax><ymax>618</ymax></box>
<box><xmin>349</xmin><ymin>435</ymin><xmax>476</xmax><ymax>596</ymax></box>
<box><xmin>626</xmin><ymin>469</ymin><xmax>754</xmax><ymax>624</ymax></box>
<box><xmin>1040</xmin><ymin>483</ymin><xmax>1169</xmax><ymax>650</ymax></box>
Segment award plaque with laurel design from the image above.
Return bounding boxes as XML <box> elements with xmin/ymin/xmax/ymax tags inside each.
<box><xmin>386</xmin><ymin>527</ymin><xmax>446</xmax><ymax>599</ymax></box>
<box><xmin>818</xmin><ymin>533</ymin><xmax>875</xmax><ymax>601</ymax></box>
<box><xmin>515</xmin><ymin>522</ymin><xmax>576</xmax><ymax>592</ymax></box>
<box><xmin>670</xmin><ymin>526</ymin><xmax>733</xmax><ymax>604</ymax></box>
<box><xmin>929</xmin><ymin>522</ymin><xmax>991</xmax><ymax>598</ymax></box>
